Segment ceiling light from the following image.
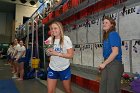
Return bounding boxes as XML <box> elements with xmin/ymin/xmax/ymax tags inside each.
<box><xmin>20</xmin><ymin>0</ymin><xmax>27</xmax><ymax>4</ymax></box>
<box><xmin>30</xmin><ymin>0</ymin><xmax>38</xmax><ymax>5</ymax></box>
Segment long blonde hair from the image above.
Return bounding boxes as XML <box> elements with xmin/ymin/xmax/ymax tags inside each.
<box><xmin>49</xmin><ymin>21</ymin><xmax>64</xmax><ymax>47</ymax></box>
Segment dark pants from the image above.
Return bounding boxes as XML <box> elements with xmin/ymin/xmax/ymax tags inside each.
<box><xmin>99</xmin><ymin>60</ymin><xmax>124</xmax><ymax>93</ymax></box>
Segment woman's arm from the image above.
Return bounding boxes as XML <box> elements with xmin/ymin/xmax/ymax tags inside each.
<box><xmin>104</xmin><ymin>47</ymin><xmax>118</xmax><ymax>65</ymax></box>
<box><xmin>99</xmin><ymin>46</ymin><xmax>118</xmax><ymax>70</ymax></box>
<box><xmin>48</xmin><ymin>48</ymin><xmax>74</xmax><ymax>59</ymax></box>
<box><xmin>58</xmin><ymin>48</ymin><xmax>74</xmax><ymax>59</ymax></box>
<box><xmin>12</xmin><ymin>50</ymin><xmax>18</xmax><ymax>58</ymax></box>
<box><xmin>19</xmin><ymin>50</ymin><xmax>26</xmax><ymax>59</ymax></box>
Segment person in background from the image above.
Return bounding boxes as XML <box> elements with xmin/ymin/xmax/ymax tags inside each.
<box><xmin>46</xmin><ymin>21</ymin><xmax>74</xmax><ymax>93</ymax></box>
<box><xmin>16</xmin><ymin>40</ymin><xmax>26</xmax><ymax>80</ymax></box>
<box><xmin>11</xmin><ymin>38</ymin><xmax>20</xmax><ymax>79</ymax></box>
<box><xmin>0</xmin><ymin>48</ymin><xmax>3</xmax><ymax>58</ymax></box>
<box><xmin>98</xmin><ymin>16</ymin><xmax>124</xmax><ymax>93</ymax></box>
<box><xmin>5</xmin><ymin>42</ymin><xmax>14</xmax><ymax>65</ymax></box>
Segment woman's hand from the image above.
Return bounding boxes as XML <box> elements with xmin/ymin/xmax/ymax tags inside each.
<box><xmin>15</xmin><ymin>58</ymin><xmax>19</xmax><ymax>62</ymax></box>
<box><xmin>98</xmin><ymin>63</ymin><xmax>106</xmax><ymax>70</ymax></box>
<box><xmin>98</xmin><ymin>47</ymin><xmax>119</xmax><ymax>71</ymax></box>
<box><xmin>47</xmin><ymin>48</ymin><xmax>58</xmax><ymax>56</ymax></box>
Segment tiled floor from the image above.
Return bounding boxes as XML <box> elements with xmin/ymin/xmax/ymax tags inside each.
<box><xmin>0</xmin><ymin>59</ymin><xmax>93</xmax><ymax>93</ymax></box>
<box><xmin>0</xmin><ymin>59</ymin><xmax>47</xmax><ymax>93</ymax></box>
<box><xmin>38</xmin><ymin>78</ymin><xmax>93</xmax><ymax>93</ymax></box>
<box><xmin>0</xmin><ymin>59</ymin><xmax>133</xmax><ymax>93</ymax></box>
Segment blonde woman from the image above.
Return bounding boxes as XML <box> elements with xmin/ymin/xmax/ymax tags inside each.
<box><xmin>12</xmin><ymin>38</ymin><xmax>20</xmax><ymax>78</ymax></box>
<box><xmin>16</xmin><ymin>40</ymin><xmax>26</xmax><ymax>80</ymax></box>
<box><xmin>46</xmin><ymin>21</ymin><xmax>74</xmax><ymax>93</ymax></box>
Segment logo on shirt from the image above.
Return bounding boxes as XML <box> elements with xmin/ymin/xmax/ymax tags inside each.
<box><xmin>53</xmin><ymin>44</ymin><xmax>62</xmax><ymax>53</ymax></box>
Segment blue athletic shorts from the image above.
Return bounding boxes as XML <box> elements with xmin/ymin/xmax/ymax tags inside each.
<box><xmin>7</xmin><ymin>55</ymin><xmax>11</xmax><ymax>60</ymax></box>
<box><xmin>47</xmin><ymin>66</ymin><xmax>71</xmax><ymax>81</ymax></box>
<box><xmin>18</xmin><ymin>57</ymin><xmax>25</xmax><ymax>63</ymax></box>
